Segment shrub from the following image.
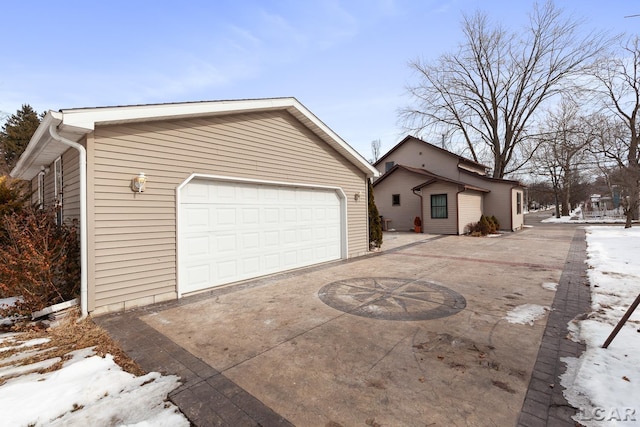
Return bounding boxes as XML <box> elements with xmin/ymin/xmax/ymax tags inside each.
<box><xmin>466</xmin><ymin>214</ymin><xmax>500</xmax><ymax>236</ymax></box>
<box><xmin>0</xmin><ymin>207</ymin><xmax>80</xmax><ymax>317</ymax></box>
<box><xmin>490</xmin><ymin>215</ymin><xmax>500</xmax><ymax>230</ymax></box>
<box><xmin>368</xmin><ymin>180</ymin><xmax>383</xmax><ymax>248</ymax></box>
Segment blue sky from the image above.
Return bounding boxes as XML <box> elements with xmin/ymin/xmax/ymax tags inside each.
<box><xmin>1</xmin><ymin>1</ymin><xmax>638</xmax><ymax>160</ymax></box>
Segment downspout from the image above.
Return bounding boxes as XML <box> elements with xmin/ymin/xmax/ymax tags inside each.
<box><xmin>412</xmin><ymin>187</ymin><xmax>423</xmax><ymax>232</ymax></box>
<box><xmin>49</xmin><ymin>125</ymin><xmax>88</xmax><ymax>319</ymax></box>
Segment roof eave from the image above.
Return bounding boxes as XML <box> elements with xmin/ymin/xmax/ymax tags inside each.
<box><xmin>12</xmin><ymin>98</ymin><xmax>379</xmax><ymax>179</ymax></box>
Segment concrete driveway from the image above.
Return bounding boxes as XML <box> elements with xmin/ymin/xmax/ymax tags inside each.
<box><xmin>98</xmin><ymin>214</ymin><xmax>580</xmax><ymax>427</ymax></box>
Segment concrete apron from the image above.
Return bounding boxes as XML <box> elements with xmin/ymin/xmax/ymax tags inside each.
<box><xmin>138</xmin><ymin>226</ymin><xmax>574</xmax><ymax>427</ymax></box>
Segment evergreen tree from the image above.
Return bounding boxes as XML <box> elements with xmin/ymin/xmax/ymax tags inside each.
<box><xmin>368</xmin><ymin>179</ymin><xmax>382</xmax><ymax>249</ymax></box>
<box><xmin>0</xmin><ymin>105</ymin><xmax>41</xmax><ymax>173</ymax></box>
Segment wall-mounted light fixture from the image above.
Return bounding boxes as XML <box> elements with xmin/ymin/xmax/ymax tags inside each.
<box><xmin>131</xmin><ymin>172</ymin><xmax>147</xmax><ymax>193</ymax></box>
<box><xmin>354</xmin><ymin>191</ymin><xmax>362</xmax><ymax>201</ymax></box>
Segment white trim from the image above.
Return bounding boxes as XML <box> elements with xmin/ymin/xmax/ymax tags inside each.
<box><xmin>175</xmin><ymin>173</ymin><xmax>348</xmax><ymax>298</ymax></box>
<box><xmin>12</xmin><ymin>98</ymin><xmax>379</xmax><ymax>181</ymax></box>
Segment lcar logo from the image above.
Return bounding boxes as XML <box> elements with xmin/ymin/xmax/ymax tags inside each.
<box><xmin>577</xmin><ymin>407</ymin><xmax>636</xmax><ymax>422</ymax></box>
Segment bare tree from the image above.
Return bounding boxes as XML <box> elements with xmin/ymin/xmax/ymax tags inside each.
<box><xmin>370</xmin><ymin>139</ymin><xmax>381</xmax><ymax>163</ymax></box>
<box><xmin>590</xmin><ymin>35</ymin><xmax>640</xmax><ymax>228</ymax></box>
<box><xmin>531</xmin><ymin>98</ymin><xmax>593</xmax><ymax>217</ymax></box>
<box><xmin>402</xmin><ymin>1</ymin><xmax>609</xmax><ymax>178</ymax></box>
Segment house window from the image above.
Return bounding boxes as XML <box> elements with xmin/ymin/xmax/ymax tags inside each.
<box><xmin>392</xmin><ymin>194</ymin><xmax>400</xmax><ymax>206</ymax></box>
<box><xmin>431</xmin><ymin>194</ymin><xmax>448</xmax><ymax>218</ymax></box>
<box><xmin>37</xmin><ymin>172</ymin><xmax>44</xmax><ymax>209</ymax></box>
<box><xmin>54</xmin><ymin>157</ymin><xmax>63</xmax><ymax>225</ymax></box>
<box><xmin>517</xmin><ymin>192</ymin><xmax>522</xmax><ymax>214</ymax></box>
<box><xmin>385</xmin><ymin>161</ymin><xmax>395</xmax><ymax>172</ymax></box>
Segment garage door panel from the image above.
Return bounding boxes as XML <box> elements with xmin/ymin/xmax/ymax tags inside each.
<box><xmin>180</xmin><ymin>179</ymin><xmax>343</xmax><ymax>294</ymax></box>
<box><xmin>186</xmin><ymin>236</ymin><xmax>209</xmax><ymax>256</ymax></box>
<box><xmin>241</xmin><ymin>208</ymin><xmax>259</xmax><ymax>224</ymax></box>
<box><xmin>215</xmin><ymin>234</ymin><xmax>237</xmax><ymax>253</ymax></box>
<box><xmin>242</xmin><ymin>232</ymin><xmax>260</xmax><ymax>249</ymax></box>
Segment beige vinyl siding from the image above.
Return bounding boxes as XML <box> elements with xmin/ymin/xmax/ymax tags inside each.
<box><xmin>376</xmin><ymin>139</ymin><xmax>460</xmax><ymax>178</ymax></box>
<box><xmin>421</xmin><ymin>182</ymin><xmax>458</xmax><ymax>235</ymax></box>
<box><xmin>458</xmin><ymin>173</ymin><xmax>513</xmax><ymax>231</ymax></box>
<box><xmin>373</xmin><ymin>169</ymin><xmax>425</xmax><ymax>231</ymax></box>
<box><xmin>61</xmin><ymin>148</ymin><xmax>81</xmax><ymax>223</ymax></box>
<box><xmin>458</xmin><ymin>191</ymin><xmax>483</xmax><ymax>234</ymax></box>
<box><xmin>90</xmin><ymin>110</ymin><xmax>366</xmax><ymax>310</ymax></box>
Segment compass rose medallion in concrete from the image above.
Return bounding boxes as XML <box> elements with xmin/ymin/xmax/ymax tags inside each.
<box><xmin>318</xmin><ymin>277</ymin><xmax>466</xmax><ymax>321</ymax></box>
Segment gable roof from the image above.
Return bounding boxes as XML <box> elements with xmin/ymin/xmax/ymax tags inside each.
<box><xmin>373</xmin><ymin>164</ymin><xmax>489</xmax><ymax>193</ymax></box>
<box><xmin>11</xmin><ymin>97</ymin><xmax>379</xmax><ymax>180</ymax></box>
<box><xmin>373</xmin><ymin>135</ymin><xmax>489</xmax><ymax>171</ymax></box>
<box><xmin>458</xmin><ymin>167</ymin><xmax>525</xmax><ymax>187</ymax></box>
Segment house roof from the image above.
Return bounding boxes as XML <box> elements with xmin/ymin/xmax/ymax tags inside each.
<box><xmin>11</xmin><ymin>97</ymin><xmax>379</xmax><ymax>180</ymax></box>
<box><xmin>373</xmin><ymin>135</ymin><xmax>490</xmax><ymax>171</ymax></box>
<box><xmin>373</xmin><ymin>164</ymin><xmax>490</xmax><ymax>193</ymax></box>
<box><xmin>458</xmin><ymin>167</ymin><xmax>526</xmax><ymax>187</ymax></box>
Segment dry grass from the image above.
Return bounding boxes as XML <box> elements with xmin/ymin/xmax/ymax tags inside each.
<box><xmin>0</xmin><ymin>309</ymin><xmax>144</xmax><ymax>384</ymax></box>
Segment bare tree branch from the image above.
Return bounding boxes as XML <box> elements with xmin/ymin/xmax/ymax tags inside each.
<box><xmin>401</xmin><ymin>1</ymin><xmax>611</xmax><ymax>178</ymax></box>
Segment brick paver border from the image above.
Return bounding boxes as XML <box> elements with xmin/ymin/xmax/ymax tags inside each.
<box><xmin>517</xmin><ymin>227</ymin><xmax>591</xmax><ymax>427</ymax></box>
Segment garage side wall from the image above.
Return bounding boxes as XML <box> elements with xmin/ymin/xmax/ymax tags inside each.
<box><xmin>90</xmin><ymin>110</ymin><xmax>367</xmax><ymax>313</ymax></box>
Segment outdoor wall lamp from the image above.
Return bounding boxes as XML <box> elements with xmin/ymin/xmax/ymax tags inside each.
<box><xmin>354</xmin><ymin>191</ymin><xmax>362</xmax><ymax>201</ymax></box>
<box><xmin>131</xmin><ymin>173</ymin><xmax>147</xmax><ymax>193</ymax></box>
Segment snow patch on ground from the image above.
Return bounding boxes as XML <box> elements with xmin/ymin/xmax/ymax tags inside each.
<box><xmin>504</xmin><ymin>304</ymin><xmax>549</xmax><ymax>325</ymax></box>
<box><xmin>0</xmin><ymin>337</ymin><xmax>189</xmax><ymax>426</ymax></box>
<box><xmin>542</xmin><ymin>282</ymin><xmax>558</xmax><ymax>291</ymax></box>
<box><xmin>561</xmin><ymin>226</ymin><xmax>640</xmax><ymax>426</ymax></box>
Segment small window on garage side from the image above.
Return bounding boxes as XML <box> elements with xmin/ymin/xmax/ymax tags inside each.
<box><xmin>385</xmin><ymin>161</ymin><xmax>395</xmax><ymax>172</ymax></box>
<box><xmin>431</xmin><ymin>194</ymin><xmax>447</xmax><ymax>218</ymax></box>
<box><xmin>54</xmin><ymin>157</ymin><xmax>63</xmax><ymax>225</ymax></box>
<box><xmin>517</xmin><ymin>192</ymin><xmax>522</xmax><ymax>214</ymax></box>
<box><xmin>392</xmin><ymin>194</ymin><xmax>400</xmax><ymax>206</ymax></box>
<box><xmin>37</xmin><ymin>172</ymin><xmax>44</xmax><ymax>209</ymax></box>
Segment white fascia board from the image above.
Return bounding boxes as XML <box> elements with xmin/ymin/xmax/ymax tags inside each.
<box><xmin>285</xmin><ymin>99</ymin><xmax>379</xmax><ymax>178</ymax></box>
<box><xmin>60</xmin><ymin>98</ymin><xmax>298</xmax><ymax>130</ymax></box>
<box><xmin>13</xmin><ymin>97</ymin><xmax>379</xmax><ymax>179</ymax></box>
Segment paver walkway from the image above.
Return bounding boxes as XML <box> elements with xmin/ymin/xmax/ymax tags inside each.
<box><xmin>517</xmin><ymin>222</ymin><xmax>591</xmax><ymax>426</ymax></box>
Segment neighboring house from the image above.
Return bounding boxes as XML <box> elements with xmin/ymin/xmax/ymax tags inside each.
<box><xmin>373</xmin><ymin>136</ymin><xmax>524</xmax><ymax>234</ymax></box>
<box><xmin>11</xmin><ymin>98</ymin><xmax>379</xmax><ymax>315</ymax></box>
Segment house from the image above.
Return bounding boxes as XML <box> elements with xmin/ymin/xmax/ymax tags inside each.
<box><xmin>11</xmin><ymin>98</ymin><xmax>379</xmax><ymax>316</ymax></box>
<box><xmin>373</xmin><ymin>136</ymin><xmax>524</xmax><ymax>234</ymax></box>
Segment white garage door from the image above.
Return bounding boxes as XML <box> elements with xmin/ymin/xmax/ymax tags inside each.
<box><xmin>178</xmin><ymin>179</ymin><xmax>344</xmax><ymax>294</ymax></box>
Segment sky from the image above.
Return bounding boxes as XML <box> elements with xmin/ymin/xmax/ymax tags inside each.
<box><xmin>1</xmin><ymin>0</ymin><xmax>638</xmax><ymax>161</ymax></box>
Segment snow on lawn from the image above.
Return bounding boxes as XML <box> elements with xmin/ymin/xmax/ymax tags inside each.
<box><xmin>504</xmin><ymin>304</ymin><xmax>549</xmax><ymax>325</ymax></box>
<box><xmin>561</xmin><ymin>226</ymin><xmax>640</xmax><ymax>426</ymax></box>
<box><xmin>0</xmin><ymin>334</ymin><xmax>189</xmax><ymax>427</ymax></box>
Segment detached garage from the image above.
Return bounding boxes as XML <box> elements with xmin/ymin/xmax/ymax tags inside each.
<box><xmin>11</xmin><ymin>98</ymin><xmax>378</xmax><ymax>315</ymax></box>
